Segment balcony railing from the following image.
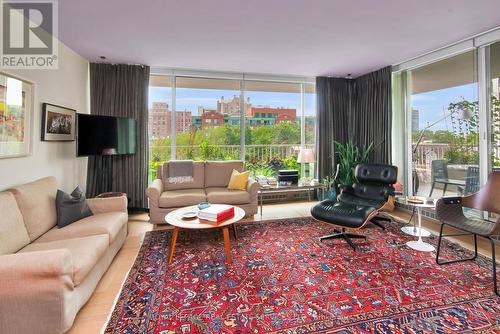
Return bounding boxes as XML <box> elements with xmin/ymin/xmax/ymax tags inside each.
<box><xmin>149</xmin><ymin>143</ymin><xmax>315</xmax><ymax>162</ymax></box>
<box><xmin>148</xmin><ymin>143</ymin><xmax>315</xmax><ymax>182</ymax></box>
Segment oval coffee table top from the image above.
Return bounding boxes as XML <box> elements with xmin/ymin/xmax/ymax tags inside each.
<box><xmin>165</xmin><ymin>205</ymin><xmax>245</xmax><ymax>229</ymax></box>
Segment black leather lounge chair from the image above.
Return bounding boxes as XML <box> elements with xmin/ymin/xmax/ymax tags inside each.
<box><xmin>311</xmin><ymin>164</ymin><xmax>398</xmax><ymax>250</ymax></box>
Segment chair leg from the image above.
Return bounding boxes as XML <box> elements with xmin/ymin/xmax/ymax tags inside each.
<box><xmin>374</xmin><ymin>216</ymin><xmax>391</xmax><ymax>222</ymax></box>
<box><xmin>436</xmin><ymin>223</ymin><xmax>478</xmax><ymax>265</ymax></box>
<box><xmin>490</xmin><ymin>238</ymin><xmax>499</xmax><ymax>297</ymax></box>
<box><xmin>320</xmin><ymin>228</ymin><xmax>366</xmax><ymax>251</ymax></box>
<box><xmin>429</xmin><ymin>182</ymin><xmax>435</xmax><ymax>197</ymax></box>
<box><xmin>442</xmin><ymin>183</ymin><xmax>448</xmax><ymax>196</ymax></box>
<box><xmin>370</xmin><ymin>218</ymin><xmax>387</xmax><ymax>230</ymax></box>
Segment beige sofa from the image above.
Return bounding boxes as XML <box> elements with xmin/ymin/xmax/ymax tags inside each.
<box><xmin>146</xmin><ymin>160</ymin><xmax>259</xmax><ymax>224</ymax></box>
<box><xmin>0</xmin><ymin>177</ymin><xmax>128</xmax><ymax>334</ymax></box>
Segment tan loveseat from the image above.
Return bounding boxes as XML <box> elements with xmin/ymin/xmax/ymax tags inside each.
<box><xmin>0</xmin><ymin>177</ymin><xmax>128</xmax><ymax>334</ymax></box>
<box><xmin>146</xmin><ymin>160</ymin><xmax>259</xmax><ymax>224</ymax></box>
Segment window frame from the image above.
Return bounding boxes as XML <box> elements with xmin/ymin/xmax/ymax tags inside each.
<box><xmin>148</xmin><ymin>70</ymin><xmax>316</xmax><ymax>172</ymax></box>
<box><xmin>392</xmin><ymin>27</ymin><xmax>500</xmax><ymax>197</ymax></box>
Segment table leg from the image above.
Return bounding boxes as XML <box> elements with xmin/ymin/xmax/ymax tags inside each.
<box><xmin>232</xmin><ymin>223</ymin><xmax>238</xmax><ymax>239</ymax></box>
<box><xmin>401</xmin><ymin>206</ymin><xmax>431</xmax><ymax>237</ymax></box>
<box><xmin>222</xmin><ymin>227</ymin><xmax>233</xmax><ymax>264</ymax></box>
<box><xmin>168</xmin><ymin>227</ymin><xmax>179</xmax><ymax>264</ymax></box>
<box><xmin>406</xmin><ymin>207</ymin><xmax>435</xmax><ymax>252</ymax></box>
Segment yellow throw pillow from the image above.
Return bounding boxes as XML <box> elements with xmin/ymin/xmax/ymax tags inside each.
<box><xmin>227</xmin><ymin>169</ymin><xmax>250</xmax><ymax>190</ymax></box>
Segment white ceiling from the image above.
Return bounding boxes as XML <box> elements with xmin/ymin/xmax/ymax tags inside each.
<box><xmin>58</xmin><ymin>0</ymin><xmax>500</xmax><ymax>77</ymax></box>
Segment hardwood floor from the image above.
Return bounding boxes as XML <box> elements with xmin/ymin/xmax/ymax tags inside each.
<box><xmin>67</xmin><ymin>201</ymin><xmax>499</xmax><ymax>334</ymax></box>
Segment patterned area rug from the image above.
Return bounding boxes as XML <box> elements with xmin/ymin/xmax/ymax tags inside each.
<box><xmin>104</xmin><ymin>218</ymin><xmax>500</xmax><ymax>333</ymax></box>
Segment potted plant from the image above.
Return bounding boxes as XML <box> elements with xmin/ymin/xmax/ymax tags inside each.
<box><xmin>334</xmin><ymin>140</ymin><xmax>374</xmax><ymax>190</ymax></box>
<box><xmin>321</xmin><ymin>174</ymin><xmax>337</xmax><ymax>200</ymax></box>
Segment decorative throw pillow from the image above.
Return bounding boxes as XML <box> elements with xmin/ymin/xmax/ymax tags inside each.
<box><xmin>56</xmin><ymin>186</ymin><xmax>93</xmax><ymax>228</ymax></box>
<box><xmin>227</xmin><ymin>169</ymin><xmax>250</xmax><ymax>190</ymax></box>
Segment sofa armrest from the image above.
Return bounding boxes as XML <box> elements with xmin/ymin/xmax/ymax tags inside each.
<box><xmin>0</xmin><ymin>250</ymin><xmax>74</xmax><ymax>334</ymax></box>
<box><xmin>146</xmin><ymin>179</ymin><xmax>163</xmax><ymax>207</ymax></box>
<box><xmin>246</xmin><ymin>178</ymin><xmax>259</xmax><ymax>200</ymax></box>
<box><xmin>87</xmin><ymin>195</ymin><xmax>128</xmax><ymax>214</ymax></box>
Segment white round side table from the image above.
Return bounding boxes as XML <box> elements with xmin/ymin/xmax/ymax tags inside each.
<box><xmin>401</xmin><ymin>197</ymin><xmax>436</xmax><ymax>252</ymax></box>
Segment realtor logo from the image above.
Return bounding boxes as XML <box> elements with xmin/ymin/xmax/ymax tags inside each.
<box><xmin>1</xmin><ymin>0</ymin><xmax>58</xmax><ymax>69</ymax></box>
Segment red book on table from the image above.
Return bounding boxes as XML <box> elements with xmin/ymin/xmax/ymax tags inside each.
<box><xmin>198</xmin><ymin>204</ymin><xmax>235</xmax><ymax>223</ymax></box>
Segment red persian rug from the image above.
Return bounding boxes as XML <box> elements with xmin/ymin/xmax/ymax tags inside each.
<box><xmin>104</xmin><ymin>218</ymin><xmax>500</xmax><ymax>333</ymax></box>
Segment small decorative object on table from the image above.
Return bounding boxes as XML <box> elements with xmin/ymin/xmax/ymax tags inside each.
<box><xmin>278</xmin><ymin>181</ymin><xmax>293</xmax><ymax>187</ymax></box>
<box><xmin>278</xmin><ymin>170</ymin><xmax>299</xmax><ymax>185</ymax></box>
<box><xmin>407</xmin><ymin>196</ymin><xmax>424</xmax><ymax>204</ymax></box>
<box><xmin>197</xmin><ymin>202</ymin><xmax>210</xmax><ymax>210</ymax></box>
<box><xmin>297</xmin><ymin>148</ymin><xmax>315</xmax><ymax>179</ymax></box>
<box><xmin>181</xmin><ymin>211</ymin><xmax>198</xmax><ymax>220</ymax></box>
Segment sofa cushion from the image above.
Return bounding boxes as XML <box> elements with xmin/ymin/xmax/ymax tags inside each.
<box><xmin>36</xmin><ymin>212</ymin><xmax>127</xmax><ymax>245</ymax></box>
<box><xmin>206</xmin><ymin>187</ymin><xmax>251</xmax><ymax>205</ymax></box>
<box><xmin>56</xmin><ymin>186</ymin><xmax>93</xmax><ymax>228</ymax></box>
<box><xmin>161</xmin><ymin>161</ymin><xmax>205</xmax><ymax>191</ymax></box>
<box><xmin>227</xmin><ymin>169</ymin><xmax>250</xmax><ymax>190</ymax></box>
<box><xmin>9</xmin><ymin>177</ymin><xmax>58</xmax><ymax>241</ymax></box>
<box><xmin>205</xmin><ymin>161</ymin><xmax>244</xmax><ymax>187</ymax></box>
<box><xmin>0</xmin><ymin>192</ymin><xmax>31</xmax><ymax>255</ymax></box>
<box><xmin>18</xmin><ymin>234</ymin><xmax>109</xmax><ymax>285</ymax></box>
<box><xmin>159</xmin><ymin>189</ymin><xmax>206</xmax><ymax>208</ymax></box>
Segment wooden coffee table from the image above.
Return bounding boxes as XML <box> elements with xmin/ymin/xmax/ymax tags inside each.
<box><xmin>164</xmin><ymin>205</ymin><xmax>245</xmax><ymax>265</ymax></box>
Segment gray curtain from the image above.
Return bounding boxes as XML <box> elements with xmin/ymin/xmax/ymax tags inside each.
<box><xmin>86</xmin><ymin>63</ymin><xmax>150</xmax><ymax>209</ymax></box>
<box><xmin>316</xmin><ymin>77</ymin><xmax>351</xmax><ymax>179</ymax></box>
<box><xmin>316</xmin><ymin>66</ymin><xmax>392</xmax><ymax>179</ymax></box>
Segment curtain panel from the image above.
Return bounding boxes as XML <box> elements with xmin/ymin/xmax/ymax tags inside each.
<box><xmin>316</xmin><ymin>66</ymin><xmax>392</xmax><ymax>179</ymax></box>
<box><xmin>86</xmin><ymin>63</ymin><xmax>150</xmax><ymax>209</ymax></box>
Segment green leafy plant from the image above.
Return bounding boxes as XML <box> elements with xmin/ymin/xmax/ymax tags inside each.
<box><xmin>282</xmin><ymin>155</ymin><xmax>301</xmax><ymax>177</ymax></box>
<box><xmin>199</xmin><ymin>139</ymin><xmax>223</xmax><ymax>160</ymax></box>
<box><xmin>321</xmin><ymin>175</ymin><xmax>336</xmax><ymax>191</ymax></box>
<box><xmin>246</xmin><ymin>162</ymin><xmax>276</xmax><ymax>177</ymax></box>
<box><xmin>334</xmin><ymin>140</ymin><xmax>374</xmax><ymax>187</ymax></box>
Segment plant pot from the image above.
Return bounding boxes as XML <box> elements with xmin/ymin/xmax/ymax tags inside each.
<box><xmin>321</xmin><ymin>189</ymin><xmax>337</xmax><ymax>201</ymax></box>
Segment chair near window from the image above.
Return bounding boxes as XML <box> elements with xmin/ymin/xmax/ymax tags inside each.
<box><xmin>429</xmin><ymin>160</ymin><xmax>466</xmax><ymax>197</ymax></box>
<box><xmin>462</xmin><ymin>166</ymin><xmax>480</xmax><ymax>195</ymax></box>
<box><xmin>435</xmin><ymin>171</ymin><xmax>500</xmax><ymax>296</ymax></box>
<box><xmin>310</xmin><ymin>164</ymin><xmax>397</xmax><ymax>251</ymax></box>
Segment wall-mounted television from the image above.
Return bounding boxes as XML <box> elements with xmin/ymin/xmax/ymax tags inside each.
<box><xmin>77</xmin><ymin>114</ymin><xmax>137</xmax><ymax>156</ymax></box>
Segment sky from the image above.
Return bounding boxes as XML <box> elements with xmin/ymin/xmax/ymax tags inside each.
<box><xmin>149</xmin><ymin>87</ymin><xmax>316</xmax><ymax>116</ymax></box>
<box><xmin>411</xmin><ymin>82</ymin><xmax>477</xmax><ymax>131</ymax></box>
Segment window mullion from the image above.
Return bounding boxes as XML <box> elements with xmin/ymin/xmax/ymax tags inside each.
<box><xmin>171</xmin><ymin>76</ymin><xmax>176</xmax><ymax>160</ymax></box>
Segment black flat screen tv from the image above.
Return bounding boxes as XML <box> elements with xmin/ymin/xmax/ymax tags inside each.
<box><xmin>77</xmin><ymin>114</ymin><xmax>137</xmax><ymax>156</ymax></box>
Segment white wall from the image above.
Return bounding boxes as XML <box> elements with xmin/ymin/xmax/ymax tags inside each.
<box><xmin>0</xmin><ymin>43</ymin><xmax>89</xmax><ymax>192</ymax></box>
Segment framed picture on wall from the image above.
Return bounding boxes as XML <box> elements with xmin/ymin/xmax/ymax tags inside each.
<box><xmin>41</xmin><ymin>103</ymin><xmax>76</xmax><ymax>141</ymax></box>
<box><xmin>0</xmin><ymin>72</ymin><xmax>34</xmax><ymax>159</ymax></box>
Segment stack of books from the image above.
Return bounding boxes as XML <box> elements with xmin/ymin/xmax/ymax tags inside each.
<box><xmin>198</xmin><ymin>204</ymin><xmax>235</xmax><ymax>223</ymax></box>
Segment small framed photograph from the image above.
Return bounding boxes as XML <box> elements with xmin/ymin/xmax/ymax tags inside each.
<box><xmin>41</xmin><ymin>103</ymin><xmax>76</xmax><ymax>141</ymax></box>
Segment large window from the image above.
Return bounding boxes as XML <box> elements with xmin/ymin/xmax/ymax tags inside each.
<box><xmin>407</xmin><ymin>51</ymin><xmax>479</xmax><ymax>198</ymax></box>
<box><xmin>148</xmin><ymin>74</ymin><xmax>316</xmax><ymax>182</ymax></box>
<box><xmin>174</xmin><ymin>77</ymin><xmax>241</xmax><ymax>160</ymax></box>
<box><xmin>394</xmin><ymin>31</ymin><xmax>500</xmax><ymax>203</ymax></box>
<box><xmin>244</xmin><ymin>81</ymin><xmax>302</xmax><ymax>176</ymax></box>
